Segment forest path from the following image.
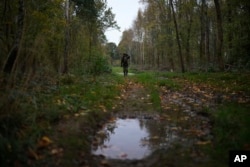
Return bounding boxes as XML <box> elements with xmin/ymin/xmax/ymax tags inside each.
<box><xmin>29</xmin><ymin>74</ymin><xmax>249</xmax><ymax>167</ymax></box>
<box><xmin>90</xmin><ymin>78</ymin><xmax>215</xmax><ymax>167</ymax></box>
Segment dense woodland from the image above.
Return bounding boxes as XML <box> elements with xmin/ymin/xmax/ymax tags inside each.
<box><xmin>118</xmin><ymin>0</ymin><xmax>250</xmax><ymax>72</ymax></box>
<box><xmin>0</xmin><ymin>0</ymin><xmax>118</xmax><ymax>82</ymax></box>
<box><xmin>0</xmin><ymin>1</ymin><xmax>120</xmax><ymax>164</ymax></box>
<box><xmin>1</xmin><ymin>0</ymin><xmax>250</xmax><ymax>81</ymax></box>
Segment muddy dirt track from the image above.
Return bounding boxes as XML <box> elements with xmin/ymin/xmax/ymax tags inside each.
<box><xmin>90</xmin><ymin>79</ymin><xmax>218</xmax><ymax>167</ymax></box>
<box><xmin>29</xmin><ymin>76</ymin><xmax>249</xmax><ymax>167</ymax></box>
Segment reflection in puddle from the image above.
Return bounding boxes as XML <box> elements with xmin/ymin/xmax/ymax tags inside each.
<box><xmin>92</xmin><ymin>117</ymin><xmax>179</xmax><ymax>160</ymax></box>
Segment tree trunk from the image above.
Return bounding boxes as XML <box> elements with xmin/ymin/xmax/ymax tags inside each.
<box><xmin>170</xmin><ymin>0</ymin><xmax>185</xmax><ymax>73</ymax></box>
<box><xmin>62</xmin><ymin>0</ymin><xmax>70</xmax><ymax>74</ymax></box>
<box><xmin>214</xmin><ymin>0</ymin><xmax>224</xmax><ymax>70</ymax></box>
<box><xmin>3</xmin><ymin>0</ymin><xmax>24</xmax><ymax>73</ymax></box>
<box><xmin>226</xmin><ymin>0</ymin><xmax>233</xmax><ymax>65</ymax></box>
<box><xmin>2</xmin><ymin>0</ymin><xmax>13</xmax><ymax>54</ymax></box>
<box><xmin>205</xmin><ymin>6</ymin><xmax>211</xmax><ymax>69</ymax></box>
<box><xmin>185</xmin><ymin>8</ymin><xmax>193</xmax><ymax>71</ymax></box>
<box><xmin>199</xmin><ymin>0</ymin><xmax>206</xmax><ymax>70</ymax></box>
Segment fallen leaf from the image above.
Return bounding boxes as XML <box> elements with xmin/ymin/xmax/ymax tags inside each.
<box><xmin>63</xmin><ymin>114</ymin><xmax>70</xmax><ymax>119</ymax></box>
<box><xmin>56</xmin><ymin>99</ymin><xmax>61</xmax><ymax>105</ymax></box>
<box><xmin>108</xmin><ymin>117</ymin><xmax>116</xmax><ymax>123</ymax></box>
<box><xmin>151</xmin><ymin>136</ymin><xmax>160</xmax><ymax>140</ymax></box>
<box><xmin>100</xmin><ymin>160</ymin><xmax>110</xmax><ymax>167</ymax></box>
<box><xmin>99</xmin><ymin>105</ymin><xmax>107</xmax><ymax>112</ymax></box>
<box><xmin>79</xmin><ymin>111</ymin><xmax>87</xmax><ymax>116</ymax></box>
<box><xmin>97</xmin><ymin>130</ymin><xmax>106</xmax><ymax>138</ymax></box>
<box><xmin>28</xmin><ymin>148</ymin><xmax>39</xmax><ymax>160</ymax></box>
<box><xmin>244</xmin><ymin>144</ymin><xmax>250</xmax><ymax>150</ymax></box>
<box><xmin>196</xmin><ymin>141</ymin><xmax>211</xmax><ymax>145</ymax></box>
<box><xmin>171</xmin><ymin>127</ymin><xmax>179</xmax><ymax>131</ymax></box>
<box><xmin>51</xmin><ymin>148</ymin><xmax>64</xmax><ymax>155</ymax></box>
<box><xmin>37</xmin><ymin>136</ymin><xmax>53</xmax><ymax>148</ymax></box>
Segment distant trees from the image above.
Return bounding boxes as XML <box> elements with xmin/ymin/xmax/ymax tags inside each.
<box><xmin>214</xmin><ymin>0</ymin><xmax>224</xmax><ymax>70</ymax></box>
<box><xmin>106</xmin><ymin>42</ymin><xmax>119</xmax><ymax>65</ymax></box>
<box><xmin>0</xmin><ymin>0</ymin><xmax>118</xmax><ymax>82</ymax></box>
<box><xmin>118</xmin><ymin>0</ymin><xmax>250</xmax><ymax>72</ymax></box>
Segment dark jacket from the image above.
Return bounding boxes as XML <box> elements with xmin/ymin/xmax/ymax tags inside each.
<box><xmin>121</xmin><ymin>54</ymin><xmax>130</xmax><ymax>67</ymax></box>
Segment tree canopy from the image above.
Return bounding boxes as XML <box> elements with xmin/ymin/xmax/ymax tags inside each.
<box><xmin>0</xmin><ymin>0</ymin><xmax>118</xmax><ymax>79</ymax></box>
<box><xmin>118</xmin><ymin>0</ymin><xmax>250</xmax><ymax>72</ymax></box>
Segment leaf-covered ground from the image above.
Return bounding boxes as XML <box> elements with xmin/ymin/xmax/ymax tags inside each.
<box><xmin>1</xmin><ymin>70</ymin><xmax>250</xmax><ymax>167</ymax></box>
<box><xmin>91</xmin><ymin>74</ymin><xmax>249</xmax><ymax>167</ymax></box>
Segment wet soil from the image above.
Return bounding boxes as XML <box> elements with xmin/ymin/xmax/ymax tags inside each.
<box><xmin>33</xmin><ymin>77</ymin><xmax>249</xmax><ymax>167</ymax></box>
<box><xmin>90</xmin><ymin>79</ymin><xmax>216</xmax><ymax>167</ymax></box>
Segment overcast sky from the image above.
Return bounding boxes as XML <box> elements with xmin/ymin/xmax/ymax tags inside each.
<box><xmin>105</xmin><ymin>0</ymin><xmax>143</xmax><ymax>45</ymax></box>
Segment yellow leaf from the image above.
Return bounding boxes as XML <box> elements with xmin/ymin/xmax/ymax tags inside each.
<box><xmin>37</xmin><ymin>136</ymin><xmax>53</xmax><ymax>148</ymax></box>
<box><xmin>109</xmin><ymin>117</ymin><xmax>116</xmax><ymax>122</ymax></box>
<box><xmin>56</xmin><ymin>99</ymin><xmax>61</xmax><ymax>105</ymax></box>
<box><xmin>51</xmin><ymin>148</ymin><xmax>63</xmax><ymax>155</ymax></box>
<box><xmin>151</xmin><ymin>136</ymin><xmax>160</xmax><ymax>140</ymax></box>
<box><xmin>101</xmin><ymin>160</ymin><xmax>110</xmax><ymax>166</ymax></box>
<box><xmin>99</xmin><ymin>105</ymin><xmax>107</xmax><ymax>112</ymax></box>
<box><xmin>115</xmin><ymin>96</ymin><xmax>121</xmax><ymax>99</ymax></box>
<box><xmin>42</xmin><ymin>136</ymin><xmax>53</xmax><ymax>144</ymax></box>
<box><xmin>196</xmin><ymin>141</ymin><xmax>211</xmax><ymax>145</ymax></box>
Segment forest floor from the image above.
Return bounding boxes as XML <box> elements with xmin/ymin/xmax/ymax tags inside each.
<box><xmin>1</xmin><ymin>68</ymin><xmax>250</xmax><ymax>167</ymax></box>
<box><xmin>88</xmin><ymin>74</ymin><xmax>249</xmax><ymax>167</ymax></box>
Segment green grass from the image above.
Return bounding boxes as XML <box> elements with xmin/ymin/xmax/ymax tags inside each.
<box><xmin>209</xmin><ymin>103</ymin><xmax>250</xmax><ymax>163</ymax></box>
<box><xmin>128</xmin><ymin>69</ymin><xmax>250</xmax><ymax>165</ymax></box>
<box><xmin>112</xmin><ymin>66</ymin><xmax>123</xmax><ymax>73</ymax></box>
<box><xmin>129</xmin><ymin>71</ymin><xmax>184</xmax><ymax>111</ymax></box>
<box><xmin>182</xmin><ymin>72</ymin><xmax>250</xmax><ymax>93</ymax></box>
<box><xmin>169</xmin><ymin>72</ymin><xmax>250</xmax><ymax>165</ymax></box>
<box><xmin>0</xmin><ymin>73</ymin><xmax>123</xmax><ymax>166</ymax></box>
<box><xmin>155</xmin><ymin>71</ymin><xmax>250</xmax><ymax>93</ymax></box>
<box><xmin>130</xmin><ymin>72</ymin><xmax>161</xmax><ymax>111</ymax></box>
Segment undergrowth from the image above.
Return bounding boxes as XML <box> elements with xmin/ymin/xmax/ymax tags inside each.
<box><xmin>209</xmin><ymin>103</ymin><xmax>250</xmax><ymax>164</ymax></box>
<box><xmin>0</xmin><ymin>73</ymin><xmax>122</xmax><ymax>166</ymax></box>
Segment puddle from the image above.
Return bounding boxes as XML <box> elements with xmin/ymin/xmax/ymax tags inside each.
<box><xmin>91</xmin><ymin>115</ymin><xmax>180</xmax><ymax>160</ymax></box>
<box><xmin>117</xmin><ymin>72</ymin><xmax>135</xmax><ymax>76</ymax></box>
<box><xmin>90</xmin><ymin>80</ymin><xmax>213</xmax><ymax>166</ymax></box>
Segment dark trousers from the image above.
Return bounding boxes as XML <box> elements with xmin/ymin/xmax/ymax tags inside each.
<box><xmin>123</xmin><ymin>66</ymin><xmax>128</xmax><ymax>76</ymax></box>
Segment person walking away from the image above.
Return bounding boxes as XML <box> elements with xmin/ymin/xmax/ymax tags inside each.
<box><xmin>121</xmin><ymin>53</ymin><xmax>130</xmax><ymax>77</ymax></box>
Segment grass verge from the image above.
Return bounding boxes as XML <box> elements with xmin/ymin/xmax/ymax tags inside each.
<box><xmin>0</xmin><ymin>73</ymin><xmax>123</xmax><ymax>166</ymax></box>
<box><xmin>129</xmin><ymin>69</ymin><xmax>250</xmax><ymax>166</ymax></box>
<box><xmin>208</xmin><ymin>103</ymin><xmax>250</xmax><ymax>164</ymax></box>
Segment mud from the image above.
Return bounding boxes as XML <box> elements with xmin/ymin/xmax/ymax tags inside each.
<box><xmin>90</xmin><ymin>79</ymin><xmax>215</xmax><ymax>167</ymax></box>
